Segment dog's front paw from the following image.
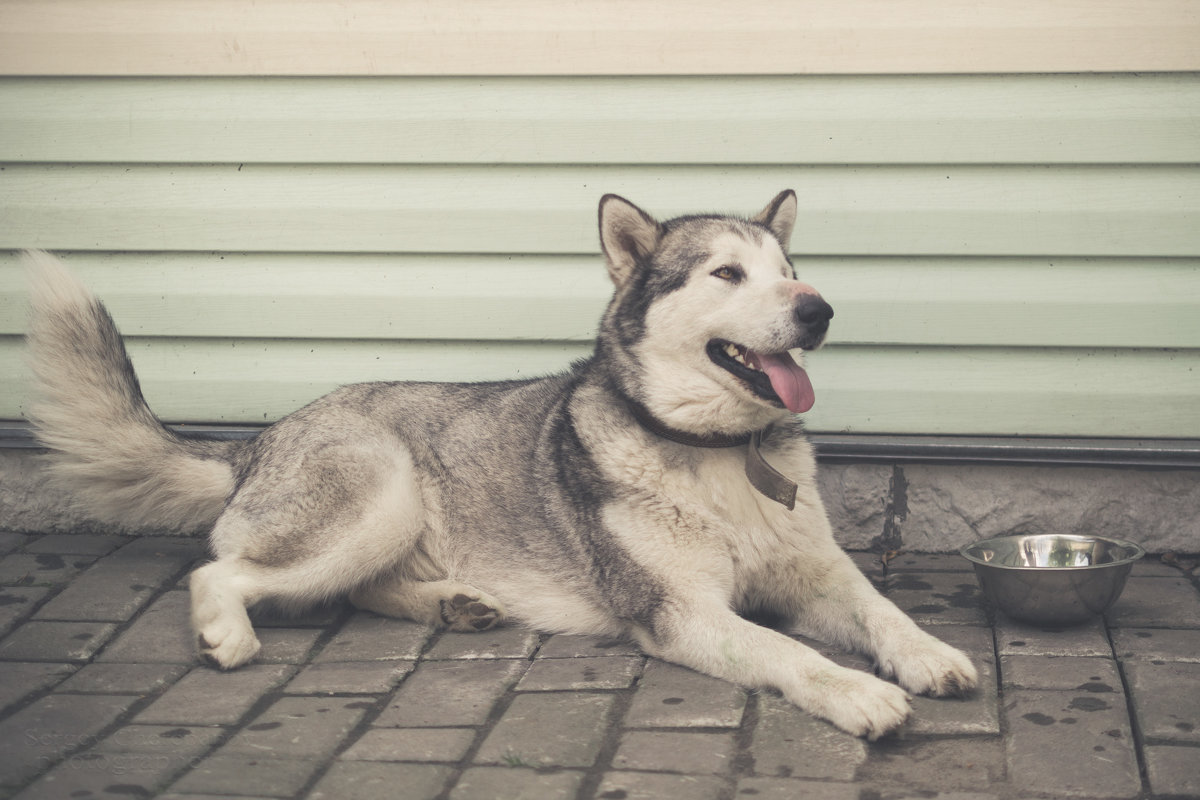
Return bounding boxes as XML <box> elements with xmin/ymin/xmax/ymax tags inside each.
<box><xmin>806</xmin><ymin>668</ymin><xmax>912</xmax><ymax>740</ymax></box>
<box><xmin>878</xmin><ymin>634</ymin><xmax>978</xmax><ymax>697</ymax></box>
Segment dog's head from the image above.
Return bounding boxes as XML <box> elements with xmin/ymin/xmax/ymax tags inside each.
<box><xmin>596</xmin><ymin>190</ymin><xmax>833</xmax><ymax>436</ymax></box>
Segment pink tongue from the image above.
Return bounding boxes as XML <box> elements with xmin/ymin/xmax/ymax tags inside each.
<box><xmin>749</xmin><ymin>350</ymin><xmax>816</xmax><ymax>413</ymax></box>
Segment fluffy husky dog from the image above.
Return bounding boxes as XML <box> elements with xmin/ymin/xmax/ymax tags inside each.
<box><xmin>24</xmin><ymin>191</ymin><xmax>975</xmax><ymax>738</ymax></box>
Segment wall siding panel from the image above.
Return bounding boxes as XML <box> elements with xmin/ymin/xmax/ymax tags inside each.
<box><xmin>1</xmin><ymin>338</ymin><xmax>1195</xmax><ymax>437</ymax></box>
<box><xmin>1</xmin><ymin>70</ymin><xmax>1198</xmax><ymax>439</ymax></box>
<box><xmin>1</xmin><ymin>1</ymin><xmax>1197</xmax><ymax>75</ymax></box>
<box><xmin>3</xmin><ymin>164</ymin><xmax>1197</xmax><ymax>256</ymax></box>
<box><xmin>1</xmin><ymin>253</ymin><xmax>1197</xmax><ymax>350</ymax></box>
<box><xmin>3</xmin><ymin>76</ymin><xmax>1198</xmax><ymax>164</ymax></box>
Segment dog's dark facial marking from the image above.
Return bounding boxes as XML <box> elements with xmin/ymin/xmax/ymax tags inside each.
<box><xmin>609</xmin><ymin>259</ymin><xmax>694</xmax><ymax>349</ymax></box>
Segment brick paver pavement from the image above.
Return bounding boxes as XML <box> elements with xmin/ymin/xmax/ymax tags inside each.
<box><xmin>0</xmin><ymin>534</ymin><xmax>1198</xmax><ymax>799</ymax></box>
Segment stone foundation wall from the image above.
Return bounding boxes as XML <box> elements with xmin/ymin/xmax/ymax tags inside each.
<box><xmin>3</xmin><ymin>448</ymin><xmax>1198</xmax><ymax>553</ymax></box>
<box><xmin>818</xmin><ymin>462</ymin><xmax>1200</xmax><ymax>554</ymax></box>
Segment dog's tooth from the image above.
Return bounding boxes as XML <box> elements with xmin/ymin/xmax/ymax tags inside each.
<box><xmin>725</xmin><ymin>343</ymin><xmax>739</xmax><ymax>358</ymax></box>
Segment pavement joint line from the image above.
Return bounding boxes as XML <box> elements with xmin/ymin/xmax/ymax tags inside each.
<box><xmin>1109</xmin><ymin>614</ymin><xmax>1153</xmax><ymax>797</ymax></box>
<box><xmin>291</xmin><ymin>690</ymin><xmax>396</xmax><ymax>800</ymax></box>
<box><xmin>423</xmin><ymin>643</ymin><xmax>540</xmax><ymax>800</ymax></box>
<box><xmin>986</xmin><ymin>612</ymin><xmax>1011</xmax><ymax>787</ymax></box>
<box><xmin>540</xmin><ymin>676</ymin><xmax>641</xmax><ymax>800</ymax></box>
<box><xmin>729</xmin><ymin>687</ymin><xmax>760</xmax><ymax>780</ymax></box>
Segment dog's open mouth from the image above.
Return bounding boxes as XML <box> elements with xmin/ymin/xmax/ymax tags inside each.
<box><xmin>707</xmin><ymin>339</ymin><xmax>816</xmax><ymax>414</ymax></box>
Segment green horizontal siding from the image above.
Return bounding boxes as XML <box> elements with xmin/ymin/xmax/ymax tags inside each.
<box><xmin>1</xmin><ymin>252</ymin><xmax>1196</xmax><ymax>349</ymax></box>
<box><xmin>1</xmin><ymin>74</ymin><xmax>1198</xmax><ymax>438</ymax></box>
<box><xmin>3</xmin><ymin>165</ymin><xmax>1197</xmax><ymax>256</ymax></box>
<box><xmin>1</xmin><ymin>338</ymin><xmax>1195</xmax><ymax>437</ymax></box>
<box><xmin>2</xmin><ymin>75</ymin><xmax>1198</xmax><ymax>164</ymax></box>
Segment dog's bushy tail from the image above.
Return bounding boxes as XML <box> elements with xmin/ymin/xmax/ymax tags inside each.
<box><xmin>23</xmin><ymin>250</ymin><xmax>238</xmax><ymax>533</ymax></box>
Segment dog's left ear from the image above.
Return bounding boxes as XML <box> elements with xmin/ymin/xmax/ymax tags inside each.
<box><xmin>752</xmin><ymin>190</ymin><xmax>798</xmax><ymax>253</ymax></box>
<box><xmin>598</xmin><ymin>194</ymin><xmax>662</xmax><ymax>287</ymax></box>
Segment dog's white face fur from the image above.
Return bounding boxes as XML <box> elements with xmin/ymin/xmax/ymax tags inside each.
<box><xmin>598</xmin><ymin>190</ymin><xmax>830</xmax><ymax>437</ymax></box>
<box><xmin>639</xmin><ymin>229</ymin><xmax>820</xmax><ymax>434</ymax></box>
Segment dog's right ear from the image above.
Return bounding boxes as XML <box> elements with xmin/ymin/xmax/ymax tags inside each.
<box><xmin>598</xmin><ymin>194</ymin><xmax>661</xmax><ymax>287</ymax></box>
<box><xmin>752</xmin><ymin>189</ymin><xmax>798</xmax><ymax>253</ymax></box>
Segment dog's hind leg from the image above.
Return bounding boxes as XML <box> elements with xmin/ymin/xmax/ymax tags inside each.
<box><xmin>191</xmin><ymin>438</ymin><xmax>434</xmax><ymax>669</ymax></box>
<box><xmin>190</xmin><ymin>559</ymin><xmax>265</xmax><ymax>669</ymax></box>
<box><xmin>350</xmin><ymin>579</ymin><xmax>504</xmax><ymax>632</ymax></box>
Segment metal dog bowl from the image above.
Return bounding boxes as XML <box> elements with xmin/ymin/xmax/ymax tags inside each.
<box><xmin>960</xmin><ymin>534</ymin><xmax>1145</xmax><ymax>626</ymax></box>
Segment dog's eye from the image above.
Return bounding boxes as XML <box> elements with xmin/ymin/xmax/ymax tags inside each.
<box><xmin>711</xmin><ymin>265</ymin><xmax>743</xmax><ymax>282</ymax></box>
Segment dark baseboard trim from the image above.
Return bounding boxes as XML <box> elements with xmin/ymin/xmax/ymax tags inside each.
<box><xmin>2</xmin><ymin>421</ymin><xmax>1197</xmax><ymax>469</ymax></box>
<box><xmin>0</xmin><ymin>421</ymin><xmax>262</xmax><ymax>449</ymax></box>
<box><xmin>808</xmin><ymin>433</ymin><xmax>1200</xmax><ymax>469</ymax></box>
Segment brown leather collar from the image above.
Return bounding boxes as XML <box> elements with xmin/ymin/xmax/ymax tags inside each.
<box><xmin>624</xmin><ymin>399</ymin><xmax>798</xmax><ymax>510</ymax></box>
<box><xmin>625</xmin><ymin>399</ymin><xmax>751</xmax><ymax>448</ymax></box>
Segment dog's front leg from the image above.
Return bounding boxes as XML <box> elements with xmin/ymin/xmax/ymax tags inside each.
<box><xmin>636</xmin><ymin>595</ymin><xmax>911</xmax><ymax>739</ymax></box>
<box><xmin>783</xmin><ymin>554</ymin><xmax>978</xmax><ymax>698</ymax></box>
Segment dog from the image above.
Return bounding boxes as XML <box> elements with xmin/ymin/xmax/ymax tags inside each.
<box><xmin>23</xmin><ymin>191</ymin><xmax>976</xmax><ymax>739</ymax></box>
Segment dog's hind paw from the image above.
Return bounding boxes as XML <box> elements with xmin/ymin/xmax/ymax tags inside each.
<box><xmin>197</xmin><ymin>624</ymin><xmax>261</xmax><ymax>670</ymax></box>
<box><xmin>439</xmin><ymin>591</ymin><xmax>504</xmax><ymax>632</ymax></box>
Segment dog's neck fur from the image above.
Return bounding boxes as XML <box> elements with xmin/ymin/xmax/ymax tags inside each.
<box><xmin>612</xmin><ymin>385</ymin><xmax>798</xmax><ymax>510</ymax></box>
<box><xmin>623</xmin><ymin>396</ymin><xmax>752</xmax><ymax>449</ymax></box>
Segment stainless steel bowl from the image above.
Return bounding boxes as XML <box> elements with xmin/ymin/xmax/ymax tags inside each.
<box><xmin>960</xmin><ymin>534</ymin><xmax>1145</xmax><ymax>626</ymax></box>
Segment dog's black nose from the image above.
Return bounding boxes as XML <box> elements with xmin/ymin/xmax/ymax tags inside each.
<box><xmin>795</xmin><ymin>295</ymin><xmax>834</xmax><ymax>329</ymax></box>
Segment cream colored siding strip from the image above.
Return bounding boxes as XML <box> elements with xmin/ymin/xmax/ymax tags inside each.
<box><xmin>1</xmin><ymin>0</ymin><xmax>1198</xmax><ymax>75</ymax></box>
<box><xmin>3</xmin><ymin>76</ymin><xmax>1199</xmax><ymax>164</ymax></box>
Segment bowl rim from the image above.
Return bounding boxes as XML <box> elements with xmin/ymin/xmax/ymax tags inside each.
<box><xmin>959</xmin><ymin>533</ymin><xmax>1146</xmax><ymax>571</ymax></box>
